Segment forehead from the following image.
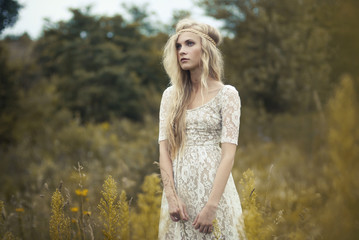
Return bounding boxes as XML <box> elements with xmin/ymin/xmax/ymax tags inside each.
<box><xmin>176</xmin><ymin>32</ymin><xmax>201</xmax><ymax>43</ymax></box>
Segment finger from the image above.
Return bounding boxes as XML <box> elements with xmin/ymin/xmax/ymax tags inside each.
<box><xmin>170</xmin><ymin>213</ymin><xmax>180</xmax><ymax>222</ymax></box>
<box><xmin>170</xmin><ymin>215</ymin><xmax>177</xmax><ymax>222</ymax></box>
<box><xmin>193</xmin><ymin>215</ymin><xmax>199</xmax><ymax>226</ymax></box>
<box><xmin>199</xmin><ymin>224</ymin><xmax>205</xmax><ymax>233</ymax></box>
<box><xmin>194</xmin><ymin>221</ymin><xmax>201</xmax><ymax>230</ymax></box>
<box><xmin>179</xmin><ymin>206</ymin><xmax>186</xmax><ymax>221</ymax></box>
<box><xmin>182</xmin><ymin>205</ymin><xmax>189</xmax><ymax>220</ymax></box>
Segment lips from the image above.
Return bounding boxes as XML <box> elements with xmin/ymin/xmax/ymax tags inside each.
<box><xmin>180</xmin><ymin>58</ymin><xmax>189</xmax><ymax>62</ymax></box>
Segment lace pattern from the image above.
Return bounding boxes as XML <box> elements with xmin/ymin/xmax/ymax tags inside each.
<box><xmin>158</xmin><ymin>85</ymin><xmax>246</xmax><ymax>239</ymax></box>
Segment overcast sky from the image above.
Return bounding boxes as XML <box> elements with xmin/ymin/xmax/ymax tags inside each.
<box><xmin>1</xmin><ymin>0</ymin><xmax>221</xmax><ymax>39</ymax></box>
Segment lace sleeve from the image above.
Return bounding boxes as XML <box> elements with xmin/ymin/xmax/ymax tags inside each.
<box><xmin>220</xmin><ymin>86</ymin><xmax>241</xmax><ymax>145</ymax></box>
<box><xmin>158</xmin><ymin>87</ymin><xmax>172</xmax><ymax>143</ymax></box>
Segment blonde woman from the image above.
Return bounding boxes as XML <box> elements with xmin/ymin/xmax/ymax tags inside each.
<box><xmin>158</xmin><ymin>19</ymin><xmax>246</xmax><ymax>239</ymax></box>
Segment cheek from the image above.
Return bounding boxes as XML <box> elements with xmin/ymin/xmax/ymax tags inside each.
<box><xmin>194</xmin><ymin>48</ymin><xmax>202</xmax><ymax>61</ymax></box>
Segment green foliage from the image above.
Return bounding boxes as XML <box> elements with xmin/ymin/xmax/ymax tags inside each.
<box><xmin>122</xmin><ymin>3</ymin><xmax>157</xmax><ymax>35</ymax></box>
<box><xmin>49</xmin><ymin>189</ymin><xmax>71</xmax><ymax>240</ymax></box>
<box><xmin>233</xmin><ymin>141</ymin><xmax>325</xmax><ymax>239</ymax></box>
<box><xmin>0</xmin><ymin>74</ymin><xmax>159</xmax><ymax>202</ymax></box>
<box><xmin>0</xmin><ymin>201</ymin><xmax>3</xmax><ymax>221</ymax></box>
<box><xmin>1</xmin><ymin>232</ymin><xmax>19</xmax><ymax>240</ymax></box>
<box><xmin>0</xmin><ymin>0</ymin><xmax>22</xmax><ymax>33</ymax></box>
<box><xmin>323</xmin><ymin>0</ymin><xmax>359</xmax><ymax>81</ymax></box>
<box><xmin>199</xmin><ymin>0</ymin><xmax>331</xmax><ymax>113</ymax></box>
<box><xmin>33</xmin><ymin>8</ymin><xmax>166</xmax><ymax>123</ymax></box>
<box><xmin>0</xmin><ymin>42</ymin><xmax>18</xmax><ymax>147</ymax></box>
<box><xmin>0</xmin><ymin>1</ymin><xmax>358</xmax><ymax>239</ymax></box>
<box><xmin>162</xmin><ymin>9</ymin><xmax>192</xmax><ymax>34</ymax></box>
<box><xmin>0</xmin><ymin>201</ymin><xmax>5</xmax><ymax>236</ymax></box>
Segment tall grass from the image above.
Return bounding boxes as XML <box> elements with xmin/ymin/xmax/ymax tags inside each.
<box><xmin>97</xmin><ymin>175</ymin><xmax>129</xmax><ymax>240</ymax></box>
<box><xmin>0</xmin><ymin>76</ymin><xmax>357</xmax><ymax>239</ymax></box>
<box><xmin>49</xmin><ymin>189</ymin><xmax>71</xmax><ymax>240</ymax></box>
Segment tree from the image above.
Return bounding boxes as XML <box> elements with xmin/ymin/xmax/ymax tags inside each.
<box><xmin>0</xmin><ymin>41</ymin><xmax>17</xmax><ymax>147</ymax></box>
<box><xmin>162</xmin><ymin>9</ymin><xmax>192</xmax><ymax>34</ymax></box>
<box><xmin>198</xmin><ymin>0</ymin><xmax>331</xmax><ymax>113</ymax></box>
<box><xmin>122</xmin><ymin>3</ymin><xmax>156</xmax><ymax>35</ymax></box>
<box><xmin>320</xmin><ymin>0</ymin><xmax>359</xmax><ymax>83</ymax></box>
<box><xmin>0</xmin><ymin>0</ymin><xmax>22</xmax><ymax>33</ymax></box>
<box><xmin>34</xmin><ymin>7</ymin><xmax>166</xmax><ymax>123</ymax></box>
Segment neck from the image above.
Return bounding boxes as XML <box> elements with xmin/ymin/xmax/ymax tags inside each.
<box><xmin>189</xmin><ymin>68</ymin><xmax>202</xmax><ymax>91</ymax></box>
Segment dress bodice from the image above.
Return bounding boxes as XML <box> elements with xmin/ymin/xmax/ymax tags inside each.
<box><xmin>159</xmin><ymin>85</ymin><xmax>241</xmax><ymax>147</ymax></box>
<box><xmin>185</xmin><ymin>88</ymin><xmax>224</xmax><ymax>146</ymax></box>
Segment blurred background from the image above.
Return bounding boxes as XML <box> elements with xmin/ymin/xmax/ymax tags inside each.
<box><xmin>0</xmin><ymin>0</ymin><xmax>358</xmax><ymax>239</ymax></box>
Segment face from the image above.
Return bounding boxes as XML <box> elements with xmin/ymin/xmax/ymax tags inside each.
<box><xmin>176</xmin><ymin>32</ymin><xmax>202</xmax><ymax>71</ymax></box>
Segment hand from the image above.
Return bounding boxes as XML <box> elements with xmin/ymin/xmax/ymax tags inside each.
<box><xmin>193</xmin><ymin>204</ymin><xmax>217</xmax><ymax>234</ymax></box>
<box><xmin>168</xmin><ymin>196</ymin><xmax>189</xmax><ymax>222</ymax></box>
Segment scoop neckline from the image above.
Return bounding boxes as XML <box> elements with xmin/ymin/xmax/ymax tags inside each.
<box><xmin>186</xmin><ymin>85</ymin><xmax>226</xmax><ymax>111</ymax></box>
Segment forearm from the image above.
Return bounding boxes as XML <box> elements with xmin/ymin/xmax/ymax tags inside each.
<box><xmin>207</xmin><ymin>158</ymin><xmax>233</xmax><ymax>207</ymax></box>
<box><xmin>159</xmin><ymin>141</ymin><xmax>177</xmax><ymax>200</ymax></box>
<box><xmin>160</xmin><ymin>158</ymin><xmax>177</xmax><ymax>200</ymax></box>
<box><xmin>207</xmin><ymin>143</ymin><xmax>236</xmax><ymax>207</ymax></box>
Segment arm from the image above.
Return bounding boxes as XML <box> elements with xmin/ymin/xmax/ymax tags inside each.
<box><xmin>159</xmin><ymin>140</ymin><xmax>189</xmax><ymax>222</ymax></box>
<box><xmin>207</xmin><ymin>143</ymin><xmax>236</xmax><ymax>206</ymax></box>
<box><xmin>159</xmin><ymin>140</ymin><xmax>175</xmax><ymax>201</ymax></box>
<box><xmin>158</xmin><ymin>87</ymin><xmax>188</xmax><ymax>222</ymax></box>
<box><xmin>192</xmin><ymin>143</ymin><xmax>237</xmax><ymax>232</ymax></box>
<box><xmin>193</xmin><ymin>86</ymin><xmax>241</xmax><ymax>233</ymax></box>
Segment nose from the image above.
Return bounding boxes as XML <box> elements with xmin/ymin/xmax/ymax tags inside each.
<box><xmin>179</xmin><ymin>46</ymin><xmax>187</xmax><ymax>55</ymax></box>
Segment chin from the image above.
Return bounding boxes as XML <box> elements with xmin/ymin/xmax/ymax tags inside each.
<box><xmin>180</xmin><ymin>64</ymin><xmax>195</xmax><ymax>71</ymax></box>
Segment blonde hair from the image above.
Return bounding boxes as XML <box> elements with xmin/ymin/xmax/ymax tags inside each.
<box><xmin>162</xmin><ymin>18</ymin><xmax>224</xmax><ymax>159</ymax></box>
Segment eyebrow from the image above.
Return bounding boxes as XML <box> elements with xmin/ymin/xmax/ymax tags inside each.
<box><xmin>176</xmin><ymin>39</ymin><xmax>195</xmax><ymax>44</ymax></box>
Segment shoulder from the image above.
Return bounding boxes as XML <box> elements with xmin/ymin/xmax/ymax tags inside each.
<box><xmin>161</xmin><ymin>86</ymin><xmax>174</xmax><ymax>99</ymax></box>
<box><xmin>220</xmin><ymin>85</ymin><xmax>241</xmax><ymax>108</ymax></box>
<box><xmin>162</xmin><ymin>85</ymin><xmax>174</xmax><ymax>95</ymax></box>
<box><xmin>222</xmin><ymin>85</ymin><xmax>240</xmax><ymax>97</ymax></box>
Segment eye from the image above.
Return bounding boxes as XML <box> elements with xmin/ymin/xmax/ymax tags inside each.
<box><xmin>187</xmin><ymin>41</ymin><xmax>194</xmax><ymax>47</ymax></box>
<box><xmin>176</xmin><ymin>43</ymin><xmax>181</xmax><ymax>50</ymax></box>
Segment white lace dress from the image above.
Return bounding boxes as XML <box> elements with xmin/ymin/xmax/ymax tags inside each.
<box><xmin>158</xmin><ymin>85</ymin><xmax>246</xmax><ymax>240</ymax></box>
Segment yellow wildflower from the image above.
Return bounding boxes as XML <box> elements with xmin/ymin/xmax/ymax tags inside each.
<box><xmin>212</xmin><ymin>219</ymin><xmax>221</xmax><ymax>239</ymax></box>
<box><xmin>101</xmin><ymin>122</ymin><xmax>110</xmax><ymax>130</ymax></box>
<box><xmin>71</xmin><ymin>219</ymin><xmax>77</xmax><ymax>223</ymax></box>
<box><xmin>75</xmin><ymin>189</ymin><xmax>88</xmax><ymax>196</ymax></box>
<box><xmin>70</xmin><ymin>207</ymin><xmax>79</xmax><ymax>213</ymax></box>
<box><xmin>83</xmin><ymin>211</ymin><xmax>91</xmax><ymax>216</ymax></box>
<box><xmin>15</xmin><ymin>208</ymin><xmax>24</xmax><ymax>213</ymax></box>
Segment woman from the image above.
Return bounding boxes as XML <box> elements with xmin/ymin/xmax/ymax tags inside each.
<box><xmin>158</xmin><ymin>19</ymin><xmax>246</xmax><ymax>239</ymax></box>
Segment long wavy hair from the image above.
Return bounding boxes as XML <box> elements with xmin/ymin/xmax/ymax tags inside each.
<box><xmin>162</xmin><ymin>19</ymin><xmax>224</xmax><ymax>159</ymax></box>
